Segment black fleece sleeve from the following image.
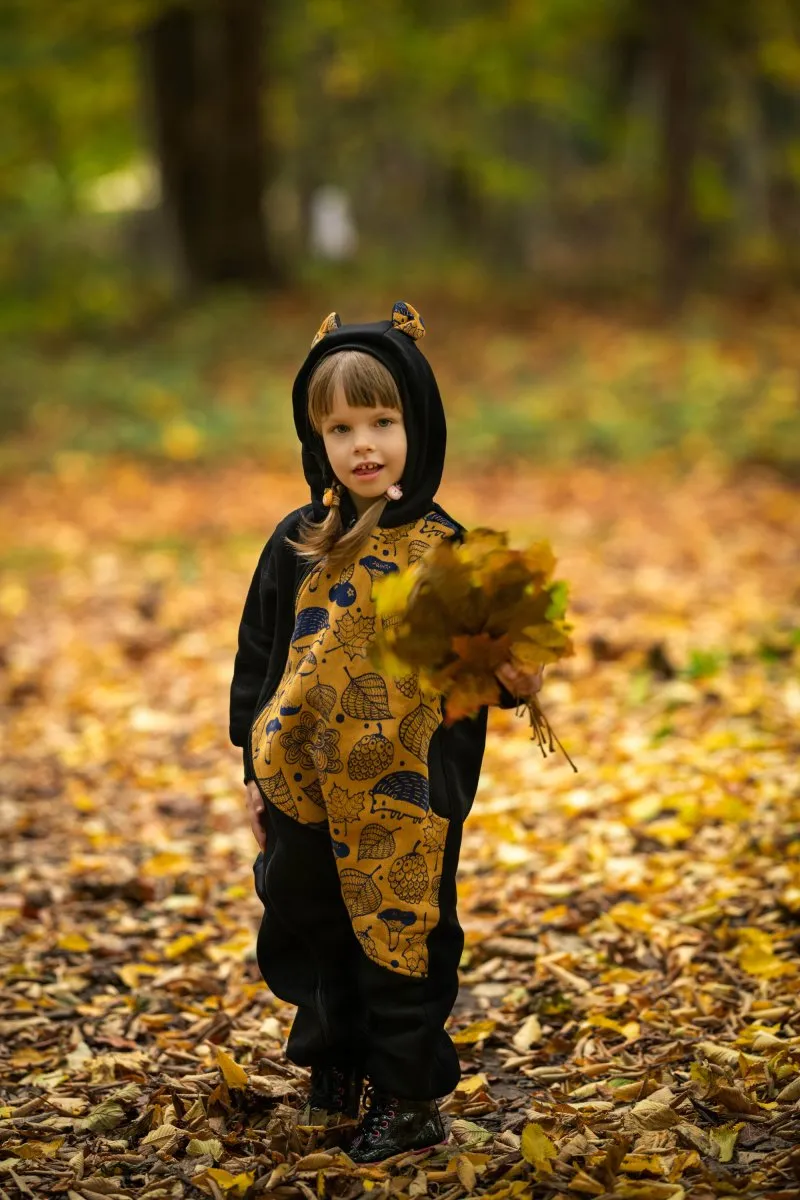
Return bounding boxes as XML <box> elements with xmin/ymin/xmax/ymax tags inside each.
<box><xmin>496</xmin><ymin>680</ymin><xmax>522</xmax><ymax>710</ymax></box>
<box><xmin>229</xmin><ymin>535</ymin><xmax>278</xmax><ymax>783</ymax></box>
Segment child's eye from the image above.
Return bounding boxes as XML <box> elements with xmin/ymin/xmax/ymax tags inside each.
<box><xmin>330</xmin><ymin>424</ymin><xmax>350</xmax><ymax>434</ymax></box>
<box><xmin>376</xmin><ymin>417</ymin><xmax>394</xmax><ymax>427</ymax></box>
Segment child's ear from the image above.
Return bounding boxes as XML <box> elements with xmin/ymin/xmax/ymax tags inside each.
<box><xmin>391</xmin><ymin>300</ymin><xmax>425</xmax><ymax>340</ymax></box>
<box><xmin>311</xmin><ymin>311</ymin><xmax>342</xmax><ymax>347</ymax></box>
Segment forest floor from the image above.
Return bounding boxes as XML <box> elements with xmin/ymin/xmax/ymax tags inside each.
<box><xmin>1</xmin><ymin>460</ymin><xmax>799</xmax><ymax>1200</ymax></box>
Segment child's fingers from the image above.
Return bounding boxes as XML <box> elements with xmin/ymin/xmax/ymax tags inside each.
<box><xmin>496</xmin><ymin>662</ymin><xmax>518</xmax><ymax>690</ymax></box>
<box><xmin>249</xmin><ymin>811</ymin><xmax>267</xmax><ymax>850</ymax></box>
<box><xmin>496</xmin><ymin>661</ymin><xmax>544</xmax><ymax>697</ymax></box>
<box><xmin>245</xmin><ymin>785</ymin><xmax>267</xmax><ymax>850</ymax></box>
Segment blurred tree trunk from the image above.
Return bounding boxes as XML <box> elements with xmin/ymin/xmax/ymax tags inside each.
<box><xmin>657</xmin><ymin>0</ymin><xmax>695</xmax><ymax>309</ymax></box>
<box><xmin>142</xmin><ymin>0</ymin><xmax>275</xmax><ymax>288</ymax></box>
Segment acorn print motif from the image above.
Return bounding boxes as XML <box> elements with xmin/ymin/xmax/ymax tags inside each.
<box><xmin>393</xmin><ymin>673</ymin><xmax>420</xmax><ymax>699</ymax></box>
<box><xmin>348</xmin><ymin>723</ymin><xmax>394</xmax><ymax>780</ymax></box>
<box><xmin>249</xmin><ymin>508</ymin><xmax>459</xmax><ymax>978</ymax></box>
<box><xmin>388</xmin><ymin>841</ymin><xmax>430</xmax><ymax>903</ymax></box>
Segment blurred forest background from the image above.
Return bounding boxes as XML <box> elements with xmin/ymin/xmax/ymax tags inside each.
<box><xmin>4</xmin><ymin>7</ymin><xmax>800</xmax><ymax>1192</ymax></box>
<box><xmin>2</xmin><ymin>0</ymin><xmax>800</xmax><ymax>474</ymax></box>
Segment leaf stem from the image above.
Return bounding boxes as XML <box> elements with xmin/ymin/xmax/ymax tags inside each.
<box><xmin>524</xmin><ymin>699</ymin><xmax>578</xmax><ymax>772</ymax></box>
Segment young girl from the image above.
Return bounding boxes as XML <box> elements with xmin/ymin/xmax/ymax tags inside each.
<box><xmin>229</xmin><ymin>302</ymin><xmax>541</xmax><ymax>1162</ymax></box>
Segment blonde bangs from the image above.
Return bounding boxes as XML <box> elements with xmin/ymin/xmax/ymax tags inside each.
<box><xmin>289</xmin><ymin>349</ymin><xmax>405</xmax><ymax>568</ymax></box>
<box><xmin>307</xmin><ymin>350</ymin><xmax>403</xmax><ymax>433</ymax></box>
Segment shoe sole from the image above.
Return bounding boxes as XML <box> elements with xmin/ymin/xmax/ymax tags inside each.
<box><xmin>351</xmin><ymin>1139</ymin><xmax>445</xmax><ymax>1166</ymax></box>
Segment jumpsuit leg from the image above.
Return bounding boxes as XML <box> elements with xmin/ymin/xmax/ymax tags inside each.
<box><xmin>255</xmin><ymin>803</ymin><xmax>466</xmax><ymax>1098</ymax></box>
<box><xmin>255</xmin><ymin>803</ymin><xmax>366</xmax><ymax>1069</ymax></box>
<box><xmin>356</xmin><ymin>812</ymin><xmax>465</xmax><ymax>1099</ymax></box>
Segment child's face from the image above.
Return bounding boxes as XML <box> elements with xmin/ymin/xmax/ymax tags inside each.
<box><xmin>320</xmin><ymin>384</ymin><xmax>407</xmax><ymax>511</ymax></box>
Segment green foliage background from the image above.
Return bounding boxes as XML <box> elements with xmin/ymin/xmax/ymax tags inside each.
<box><xmin>2</xmin><ymin>0</ymin><xmax>800</xmax><ymax>474</ymax></box>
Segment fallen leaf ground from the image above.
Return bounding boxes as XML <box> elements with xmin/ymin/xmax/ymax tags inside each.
<box><xmin>1</xmin><ymin>460</ymin><xmax>799</xmax><ymax>1200</ymax></box>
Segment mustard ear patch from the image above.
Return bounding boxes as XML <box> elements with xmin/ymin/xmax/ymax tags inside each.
<box><xmin>391</xmin><ymin>301</ymin><xmax>425</xmax><ymax>341</ymax></box>
<box><xmin>311</xmin><ymin>311</ymin><xmax>342</xmax><ymax>347</ymax></box>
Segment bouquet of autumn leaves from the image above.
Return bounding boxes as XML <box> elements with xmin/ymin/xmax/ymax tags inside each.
<box><xmin>372</xmin><ymin>529</ymin><xmax>576</xmax><ymax>767</ymax></box>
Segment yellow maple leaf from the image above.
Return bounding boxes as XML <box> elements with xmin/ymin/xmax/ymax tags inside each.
<box><xmin>215</xmin><ymin>1047</ymin><xmax>248</xmax><ymax>1089</ymax></box>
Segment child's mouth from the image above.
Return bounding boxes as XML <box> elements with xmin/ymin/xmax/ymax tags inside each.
<box><xmin>352</xmin><ymin>463</ymin><xmax>383</xmax><ymax>480</ymax></box>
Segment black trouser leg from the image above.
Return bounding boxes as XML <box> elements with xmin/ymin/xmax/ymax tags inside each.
<box><xmin>255</xmin><ymin>805</ymin><xmax>366</xmax><ymax>1069</ymax></box>
<box><xmin>254</xmin><ymin>803</ymin><xmax>465</xmax><ymax>1099</ymax></box>
<box><xmin>356</xmin><ymin>812</ymin><xmax>464</xmax><ymax>1099</ymax></box>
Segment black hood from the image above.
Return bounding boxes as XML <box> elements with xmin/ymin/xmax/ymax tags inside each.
<box><xmin>291</xmin><ymin>316</ymin><xmax>447</xmax><ymax>529</ymax></box>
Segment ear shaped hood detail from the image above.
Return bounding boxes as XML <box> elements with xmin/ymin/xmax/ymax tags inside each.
<box><xmin>311</xmin><ymin>311</ymin><xmax>342</xmax><ymax>347</ymax></box>
<box><xmin>292</xmin><ymin>303</ymin><xmax>446</xmax><ymax>529</ymax></box>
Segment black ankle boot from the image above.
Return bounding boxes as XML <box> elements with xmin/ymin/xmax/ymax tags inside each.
<box><xmin>348</xmin><ymin>1083</ymin><xmax>445</xmax><ymax>1162</ymax></box>
<box><xmin>298</xmin><ymin>1064</ymin><xmax>363</xmax><ymax>1127</ymax></box>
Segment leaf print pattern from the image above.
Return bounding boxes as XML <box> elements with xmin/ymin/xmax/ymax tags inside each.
<box><xmin>399</xmin><ymin>702</ymin><xmax>439</xmax><ymax>763</ymax></box>
<box><xmin>256</xmin><ymin>769</ymin><xmax>298</xmax><ymax>820</ymax></box>
<box><xmin>302</xmin><ymin>778</ymin><xmax>326</xmax><ymax>810</ymax></box>
<box><xmin>408</xmin><ymin>539</ymin><xmax>430</xmax><ymax>565</ymax></box>
<box><xmin>357</xmin><ymin>823</ymin><xmax>399</xmax><ymax>861</ymax></box>
<box><xmin>250</xmin><ymin>510</ymin><xmax>457</xmax><ymax>978</ymax></box>
<box><xmin>326</xmin><ymin>784</ymin><xmax>366</xmax><ymax>830</ymax></box>
<box><xmin>341</xmin><ymin>670</ymin><xmax>393</xmax><ymax>721</ymax></box>
<box><xmin>307</xmin><ymin>681</ymin><xmax>336</xmax><ymax>719</ymax></box>
<box><xmin>339</xmin><ymin>867</ymin><xmax>382</xmax><ymax>918</ymax></box>
<box><xmin>421</xmin><ymin>813</ymin><xmax>448</xmax><ymax>867</ymax></box>
<box><xmin>377</xmin><ymin>522</ymin><xmax>417</xmax><ymax>552</ymax></box>
<box><xmin>333</xmin><ymin>611</ymin><xmax>375</xmax><ymax>659</ymax></box>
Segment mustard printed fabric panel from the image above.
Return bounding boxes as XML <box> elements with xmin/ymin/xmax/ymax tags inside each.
<box><xmin>250</xmin><ymin>510</ymin><xmax>460</xmax><ymax>978</ymax></box>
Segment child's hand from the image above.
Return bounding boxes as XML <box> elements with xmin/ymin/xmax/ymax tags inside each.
<box><xmin>495</xmin><ymin>660</ymin><xmax>544</xmax><ymax>700</ymax></box>
<box><xmin>245</xmin><ymin>780</ymin><xmax>267</xmax><ymax>850</ymax></box>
